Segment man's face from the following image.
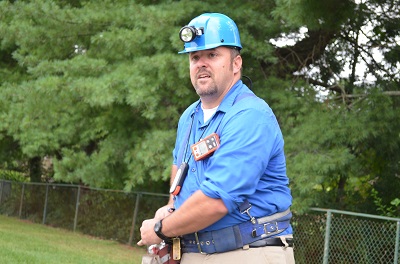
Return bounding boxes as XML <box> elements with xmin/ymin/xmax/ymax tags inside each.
<box><xmin>189</xmin><ymin>47</ymin><xmax>241</xmax><ymax>102</ymax></box>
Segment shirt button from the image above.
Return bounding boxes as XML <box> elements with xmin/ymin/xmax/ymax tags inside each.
<box><xmin>191</xmin><ymin>168</ymin><xmax>196</xmax><ymax>172</ymax></box>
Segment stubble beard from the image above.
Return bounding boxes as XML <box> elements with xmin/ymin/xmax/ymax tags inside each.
<box><xmin>193</xmin><ymin>70</ymin><xmax>218</xmax><ymax>97</ymax></box>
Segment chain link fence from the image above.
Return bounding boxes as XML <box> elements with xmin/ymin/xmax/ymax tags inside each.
<box><xmin>1</xmin><ymin>179</ymin><xmax>399</xmax><ymax>263</ymax></box>
<box><xmin>0</xmin><ymin>180</ymin><xmax>169</xmax><ymax>245</ymax></box>
<box><xmin>294</xmin><ymin>208</ymin><xmax>400</xmax><ymax>264</ymax></box>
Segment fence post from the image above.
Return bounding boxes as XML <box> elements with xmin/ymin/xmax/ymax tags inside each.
<box><xmin>323</xmin><ymin>210</ymin><xmax>332</xmax><ymax>264</ymax></box>
<box><xmin>42</xmin><ymin>184</ymin><xmax>49</xmax><ymax>224</ymax></box>
<box><xmin>19</xmin><ymin>183</ymin><xmax>25</xmax><ymax>218</ymax></box>
<box><xmin>394</xmin><ymin>221</ymin><xmax>399</xmax><ymax>264</ymax></box>
<box><xmin>0</xmin><ymin>180</ymin><xmax>3</xmax><ymax>204</ymax></box>
<box><xmin>73</xmin><ymin>185</ymin><xmax>81</xmax><ymax>232</ymax></box>
<box><xmin>128</xmin><ymin>193</ymin><xmax>141</xmax><ymax>245</ymax></box>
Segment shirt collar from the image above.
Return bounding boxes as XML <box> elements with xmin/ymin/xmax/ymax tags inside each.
<box><xmin>218</xmin><ymin>80</ymin><xmax>244</xmax><ymax>114</ymax></box>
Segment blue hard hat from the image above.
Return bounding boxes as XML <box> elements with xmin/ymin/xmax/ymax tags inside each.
<box><xmin>178</xmin><ymin>13</ymin><xmax>242</xmax><ymax>54</ymax></box>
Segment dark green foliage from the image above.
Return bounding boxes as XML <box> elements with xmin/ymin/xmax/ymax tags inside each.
<box><xmin>44</xmin><ymin>186</ymin><xmax>78</xmax><ymax>230</ymax></box>
<box><xmin>0</xmin><ymin>182</ymin><xmax>22</xmax><ymax>216</ymax></box>
<box><xmin>74</xmin><ymin>189</ymin><xmax>138</xmax><ymax>242</ymax></box>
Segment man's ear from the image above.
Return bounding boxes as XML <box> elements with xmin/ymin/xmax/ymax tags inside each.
<box><xmin>233</xmin><ymin>55</ymin><xmax>242</xmax><ymax>74</ymax></box>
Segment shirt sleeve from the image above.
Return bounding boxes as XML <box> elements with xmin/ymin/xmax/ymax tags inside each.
<box><xmin>199</xmin><ymin>104</ymin><xmax>285</xmax><ymax>213</ymax></box>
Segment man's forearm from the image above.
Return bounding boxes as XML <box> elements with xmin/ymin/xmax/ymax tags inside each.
<box><xmin>160</xmin><ymin>190</ymin><xmax>228</xmax><ymax>237</ymax></box>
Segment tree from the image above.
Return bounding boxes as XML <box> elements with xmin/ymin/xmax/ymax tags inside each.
<box><xmin>271</xmin><ymin>0</ymin><xmax>400</xmax><ymax>214</ymax></box>
<box><xmin>0</xmin><ymin>0</ymin><xmax>398</xmax><ymax>215</ymax></box>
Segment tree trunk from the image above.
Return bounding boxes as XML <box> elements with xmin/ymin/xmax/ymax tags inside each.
<box><xmin>28</xmin><ymin>157</ymin><xmax>42</xmax><ymax>182</ymax></box>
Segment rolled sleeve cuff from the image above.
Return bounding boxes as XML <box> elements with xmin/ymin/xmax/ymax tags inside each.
<box><xmin>201</xmin><ymin>181</ymin><xmax>243</xmax><ymax>213</ymax></box>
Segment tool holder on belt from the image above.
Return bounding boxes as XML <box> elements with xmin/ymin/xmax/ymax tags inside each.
<box><xmin>143</xmin><ymin>243</ymin><xmax>180</xmax><ymax>264</ymax></box>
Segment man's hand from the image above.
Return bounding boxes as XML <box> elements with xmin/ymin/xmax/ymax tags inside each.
<box><xmin>137</xmin><ymin>218</ymin><xmax>162</xmax><ymax>246</ymax></box>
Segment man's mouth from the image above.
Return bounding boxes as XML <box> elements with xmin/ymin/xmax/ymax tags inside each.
<box><xmin>197</xmin><ymin>70</ymin><xmax>211</xmax><ymax>79</ymax></box>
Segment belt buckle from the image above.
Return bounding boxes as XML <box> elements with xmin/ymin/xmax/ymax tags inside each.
<box><xmin>194</xmin><ymin>232</ymin><xmax>207</xmax><ymax>255</ymax></box>
<box><xmin>264</xmin><ymin>221</ymin><xmax>279</xmax><ymax>234</ymax></box>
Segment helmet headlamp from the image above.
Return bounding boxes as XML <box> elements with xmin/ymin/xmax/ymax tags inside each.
<box><xmin>179</xmin><ymin>26</ymin><xmax>204</xmax><ymax>43</ymax></box>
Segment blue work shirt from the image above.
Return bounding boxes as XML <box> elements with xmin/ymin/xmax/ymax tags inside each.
<box><xmin>172</xmin><ymin>80</ymin><xmax>292</xmax><ymax>235</ymax></box>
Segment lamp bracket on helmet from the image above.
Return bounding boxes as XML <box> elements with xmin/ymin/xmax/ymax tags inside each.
<box><xmin>179</xmin><ymin>26</ymin><xmax>204</xmax><ymax>43</ymax></box>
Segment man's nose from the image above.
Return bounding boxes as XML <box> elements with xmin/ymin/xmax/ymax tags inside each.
<box><xmin>197</xmin><ymin>56</ymin><xmax>208</xmax><ymax>68</ymax></box>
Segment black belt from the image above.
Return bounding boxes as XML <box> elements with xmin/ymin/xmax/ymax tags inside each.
<box><xmin>249</xmin><ymin>237</ymin><xmax>294</xmax><ymax>248</ymax></box>
<box><xmin>181</xmin><ymin>237</ymin><xmax>294</xmax><ymax>254</ymax></box>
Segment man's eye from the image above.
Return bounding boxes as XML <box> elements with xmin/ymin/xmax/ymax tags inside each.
<box><xmin>209</xmin><ymin>53</ymin><xmax>217</xmax><ymax>58</ymax></box>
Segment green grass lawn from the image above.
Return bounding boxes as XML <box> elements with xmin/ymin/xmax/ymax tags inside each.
<box><xmin>0</xmin><ymin>215</ymin><xmax>147</xmax><ymax>264</ymax></box>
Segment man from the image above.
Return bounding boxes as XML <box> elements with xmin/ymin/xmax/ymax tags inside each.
<box><xmin>138</xmin><ymin>13</ymin><xmax>295</xmax><ymax>264</ymax></box>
